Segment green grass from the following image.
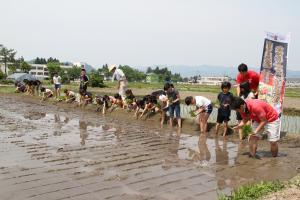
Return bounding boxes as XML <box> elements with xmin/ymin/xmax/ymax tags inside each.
<box><xmin>285</xmin><ymin>87</ymin><xmax>300</xmax><ymax>98</ymax></box>
<box><xmin>0</xmin><ymin>85</ymin><xmax>16</xmax><ymax>93</ymax></box>
<box><xmin>219</xmin><ymin>181</ymin><xmax>285</xmax><ymax>200</ymax></box>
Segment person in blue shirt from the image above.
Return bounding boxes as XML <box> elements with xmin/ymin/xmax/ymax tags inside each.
<box><xmin>164</xmin><ymin>83</ymin><xmax>181</xmax><ymax>128</ymax></box>
<box><xmin>215</xmin><ymin>81</ymin><xmax>233</xmax><ymax>137</ymax></box>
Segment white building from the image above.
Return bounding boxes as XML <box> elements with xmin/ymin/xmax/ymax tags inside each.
<box><xmin>286</xmin><ymin>78</ymin><xmax>300</xmax><ymax>87</ymax></box>
<box><xmin>30</xmin><ymin>64</ymin><xmax>49</xmax><ymax>79</ymax></box>
<box><xmin>197</xmin><ymin>76</ymin><xmax>229</xmax><ymax>86</ymax></box>
<box><xmin>29</xmin><ymin>64</ymin><xmax>73</xmax><ymax>79</ymax></box>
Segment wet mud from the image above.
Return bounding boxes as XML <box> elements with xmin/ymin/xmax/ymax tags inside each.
<box><xmin>0</xmin><ymin>94</ymin><xmax>300</xmax><ymax>200</ymax></box>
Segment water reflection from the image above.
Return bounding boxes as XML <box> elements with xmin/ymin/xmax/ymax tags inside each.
<box><xmin>79</xmin><ymin>120</ymin><xmax>89</xmax><ymax>145</ymax></box>
<box><xmin>53</xmin><ymin>114</ymin><xmax>62</xmax><ymax>136</ymax></box>
<box><xmin>215</xmin><ymin>137</ymin><xmax>229</xmax><ymax>165</ymax></box>
<box><xmin>162</xmin><ymin>129</ymin><xmax>181</xmax><ymax>170</ymax></box>
<box><xmin>214</xmin><ymin>136</ymin><xmax>229</xmax><ymax>190</ymax></box>
<box><xmin>198</xmin><ymin>134</ymin><xmax>211</xmax><ymax>165</ymax></box>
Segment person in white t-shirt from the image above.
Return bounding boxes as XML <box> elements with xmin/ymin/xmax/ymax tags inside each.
<box><xmin>53</xmin><ymin>73</ymin><xmax>62</xmax><ymax>99</ymax></box>
<box><xmin>40</xmin><ymin>87</ymin><xmax>53</xmax><ymax>101</ymax></box>
<box><xmin>108</xmin><ymin>64</ymin><xmax>128</xmax><ymax>100</ymax></box>
<box><xmin>64</xmin><ymin>89</ymin><xmax>76</xmax><ymax>103</ymax></box>
<box><xmin>185</xmin><ymin>96</ymin><xmax>213</xmax><ymax>134</ymax></box>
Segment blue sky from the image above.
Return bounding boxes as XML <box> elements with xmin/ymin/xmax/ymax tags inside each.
<box><xmin>0</xmin><ymin>0</ymin><xmax>299</xmax><ymax>70</ymax></box>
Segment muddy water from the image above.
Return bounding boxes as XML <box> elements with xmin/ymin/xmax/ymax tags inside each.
<box><xmin>0</xmin><ymin>95</ymin><xmax>300</xmax><ymax>200</ymax></box>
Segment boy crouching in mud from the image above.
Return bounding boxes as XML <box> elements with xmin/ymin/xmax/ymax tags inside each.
<box><xmin>123</xmin><ymin>89</ymin><xmax>136</xmax><ymax>110</ymax></box>
<box><xmin>15</xmin><ymin>82</ymin><xmax>26</xmax><ymax>93</ymax></box>
<box><xmin>40</xmin><ymin>87</ymin><xmax>53</xmax><ymax>101</ymax></box>
<box><xmin>64</xmin><ymin>89</ymin><xmax>76</xmax><ymax>103</ymax></box>
<box><xmin>95</xmin><ymin>95</ymin><xmax>111</xmax><ymax>114</ymax></box>
<box><xmin>79</xmin><ymin>89</ymin><xmax>93</xmax><ymax>107</ymax></box>
<box><xmin>152</xmin><ymin>90</ymin><xmax>169</xmax><ymax>125</ymax></box>
<box><xmin>109</xmin><ymin>93</ymin><xmax>123</xmax><ymax>112</ymax></box>
<box><xmin>231</xmin><ymin>97</ymin><xmax>280</xmax><ymax>158</ymax></box>
<box><xmin>139</xmin><ymin>95</ymin><xmax>158</xmax><ymax>119</ymax></box>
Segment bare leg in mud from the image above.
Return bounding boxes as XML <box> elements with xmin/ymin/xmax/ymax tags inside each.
<box><xmin>249</xmin><ymin>135</ymin><xmax>259</xmax><ymax>158</ymax></box>
<box><xmin>177</xmin><ymin>117</ymin><xmax>182</xmax><ymax>128</ymax></box>
<box><xmin>223</xmin><ymin>121</ymin><xmax>228</xmax><ymax>137</ymax></box>
<box><xmin>237</xmin><ymin>120</ymin><xmax>243</xmax><ymax>140</ymax></box>
<box><xmin>160</xmin><ymin>111</ymin><xmax>166</xmax><ymax>127</ymax></box>
<box><xmin>215</xmin><ymin>122</ymin><xmax>221</xmax><ymax>136</ymax></box>
<box><xmin>200</xmin><ymin>112</ymin><xmax>209</xmax><ymax>134</ymax></box>
<box><xmin>270</xmin><ymin>142</ymin><xmax>278</xmax><ymax>157</ymax></box>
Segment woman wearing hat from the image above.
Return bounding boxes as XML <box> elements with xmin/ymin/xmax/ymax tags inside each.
<box><xmin>109</xmin><ymin>64</ymin><xmax>128</xmax><ymax>99</ymax></box>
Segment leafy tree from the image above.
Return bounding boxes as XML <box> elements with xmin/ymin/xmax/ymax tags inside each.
<box><xmin>146</xmin><ymin>66</ymin><xmax>182</xmax><ymax>82</ymax></box>
<box><xmin>20</xmin><ymin>61</ymin><xmax>31</xmax><ymax>73</ymax></box>
<box><xmin>89</xmin><ymin>71</ymin><xmax>105</xmax><ymax>87</ymax></box>
<box><xmin>119</xmin><ymin>65</ymin><xmax>146</xmax><ymax>82</ymax></box>
<box><xmin>36</xmin><ymin>57</ymin><xmax>47</xmax><ymax>64</ymax></box>
<box><xmin>146</xmin><ymin>67</ymin><xmax>152</xmax><ymax>73</ymax></box>
<box><xmin>0</xmin><ymin>69</ymin><xmax>6</xmax><ymax>79</ymax></box>
<box><xmin>97</xmin><ymin>64</ymin><xmax>110</xmax><ymax>78</ymax></box>
<box><xmin>47</xmin><ymin>62</ymin><xmax>61</xmax><ymax>78</ymax></box>
<box><xmin>66</xmin><ymin>66</ymin><xmax>81</xmax><ymax>81</ymax></box>
<box><xmin>47</xmin><ymin>57</ymin><xmax>60</xmax><ymax>63</ymax></box>
<box><xmin>34</xmin><ymin>57</ymin><xmax>47</xmax><ymax>64</ymax></box>
<box><xmin>8</xmin><ymin>65</ymin><xmax>17</xmax><ymax>74</ymax></box>
<box><xmin>171</xmin><ymin>73</ymin><xmax>183</xmax><ymax>82</ymax></box>
<box><xmin>58</xmin><ymin>70</ymin><xmax>69</xmax><ymax>84</ymax></box>
<box><xmin>0</xmin><ymin>45</ymin><xmax>17</xmax><ymax>75</ymax></box>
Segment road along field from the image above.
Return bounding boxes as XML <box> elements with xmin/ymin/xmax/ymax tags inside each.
<box><xmin>0</xmin><ymin>94</ymin><xmax>300</xmax><ymax>200</ymax></box>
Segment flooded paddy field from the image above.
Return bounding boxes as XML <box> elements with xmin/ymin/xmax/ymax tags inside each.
<box><xmin>1</xmin><ymin>94</ymin><xmax>300</xmax><ymax>200</ymax></box>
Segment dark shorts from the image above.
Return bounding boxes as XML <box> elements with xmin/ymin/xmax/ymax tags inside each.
<box><xmin>55</xmin><ymin>84</ymin><xmax>61</xmax><ymax>89</ymax></box>
<box><xmin>205</xmin><ymin>104</ymin><xmax>213</xmax><ymax>114</ymax></box>
<box><xmin>217</xmin><ymin>114</ymin><xmax>230</xmax><ymax>123</ymax></box>
<box><xmin>217</xmin><ymin>108</ymin><xmax>230</xmax><ymax>123</ymax></box>
<box><xmin>169</xmin><ymin>103</ymin><xmax>180</xmax><ymax>118</ymax></box>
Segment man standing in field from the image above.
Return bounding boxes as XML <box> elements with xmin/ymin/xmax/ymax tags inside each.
<box><xmin>236</xmin><ymin>63</ymin><xmax>260</xmax><ymax>97</ymax></box>
<box><xmin>109</xmin><ymin>64</ymin><xmax>128</xmax><ymax>99</ymax></box>
<box><xmin>231</xmin><ymin>97</ymin><xmax>280</xmax><ymax>158</ymax></box>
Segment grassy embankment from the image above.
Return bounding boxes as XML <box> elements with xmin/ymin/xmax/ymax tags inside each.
<box><xmin>219</xmin><ymin>175</ymin><xmax>300</xmax><ymax>200</ymax></box>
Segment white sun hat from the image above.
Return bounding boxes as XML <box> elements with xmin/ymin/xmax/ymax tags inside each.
<box><xmin>108</xmin><ymin>64</ymin><xmax>117</xmax><ymax>72</ymax></box>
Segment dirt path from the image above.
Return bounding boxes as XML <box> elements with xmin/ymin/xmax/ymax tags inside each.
<box><xmin>0</xmin><ymin>94</ymin><xmax>300</xmax><ymax>200</ymax></box>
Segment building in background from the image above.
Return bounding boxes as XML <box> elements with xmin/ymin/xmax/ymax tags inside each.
<box><xmin>286</xmin><ymin>78</ymin><xmax>300</xmax><ymax>87</ymax></box>
<box><xmin>187</xmin><ymin>76</ymin><xmax>230</xmax><ymax>85</ymax></box>
<box><xmin>29</xmin><ymin>64</ymin><xmax>73</xmax><ymax>79</ymax></box>
<box><xmin>146</xmin><ymin>73</ymin><xmax>159</xmax><ymax>83</ymax></box>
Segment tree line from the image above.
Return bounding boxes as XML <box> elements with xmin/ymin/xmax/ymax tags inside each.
<box><xmin>0</xmin><ymin>45</ymin><xmax>32</xmax><ymax>79</ymax></box>
<box><xmin>1</xmin><ymin>45</ymin><xmax>183</xmax><ymax>85</ymax></box>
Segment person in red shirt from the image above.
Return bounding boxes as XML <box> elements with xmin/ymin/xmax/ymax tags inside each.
<box><xmin>231</xmin><ymin>97</ymin><xmax>280</xmax><ymax>158</ymax></box>
<box><xmin>236</xmin><ymin>63</ymin><xmax>260</xmax><ymax>97</ymax></box>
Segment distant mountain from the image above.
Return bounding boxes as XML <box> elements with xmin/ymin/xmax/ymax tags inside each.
<box><xmin>138</xmin><ymin>65</ymin><xmax>300</xmax><ymax>79</ymax></box>
<box><xmin>73</xmin><ymin>62</ymin><xmax>95</xmax><ymax>73</ymax></box>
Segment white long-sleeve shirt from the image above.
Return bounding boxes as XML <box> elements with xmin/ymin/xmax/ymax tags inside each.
<box><xmin>112</xmin><ymin>68</ymin><xmax>126</xmax><ymax>81</ymax></box>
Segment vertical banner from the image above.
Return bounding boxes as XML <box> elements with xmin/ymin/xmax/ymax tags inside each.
<box><xmin>258</xmin><ymin>32</ymin><xmax>290</xmax><ymax>116</ymax></box>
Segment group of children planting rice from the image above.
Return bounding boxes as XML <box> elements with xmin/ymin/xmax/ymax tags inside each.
<box><xmin>13</xmin><ymin>63</ymin><xmax>282</xmax><ymax>158</ymax></box>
